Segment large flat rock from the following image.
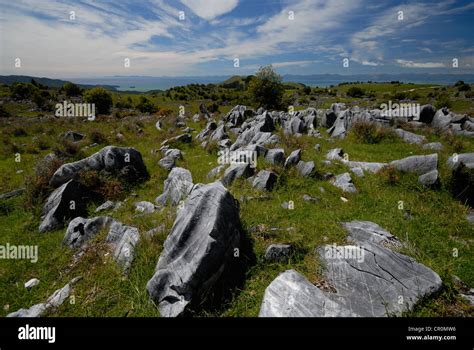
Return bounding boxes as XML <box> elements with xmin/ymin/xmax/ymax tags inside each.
<box><xmin>390</xmin><ymin>154</ymin><xmax>438</xmax><ymax>175</ymax></box>
<box><xmin>259</xmin><ymin>221</ymin><xmax>442</xmax><ymax>317</ymax></box>
<box><xmin>259</xmin><ymin>270</ymin><xmax>357</xmax><ymax>317</ymax></box>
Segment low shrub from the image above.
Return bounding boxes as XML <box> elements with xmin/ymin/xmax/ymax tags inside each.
<box><xmin>352</xmin><ymin>121</ymin><xmax>394</xmax><ymax>144</ymax></box>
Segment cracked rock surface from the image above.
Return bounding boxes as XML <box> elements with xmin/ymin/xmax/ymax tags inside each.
<box><xmin>147</xmin><ymin>181</ymin><xmax>253</xmax><ymax>317</ymax></box>
<box><xmin>259</xmin><ymin>221</ymin><xmax>442</xmax><ymax>317</ymax></box>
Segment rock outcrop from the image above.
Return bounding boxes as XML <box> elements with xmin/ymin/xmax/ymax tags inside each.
<box><xmin>147</xmin><ymin>182</ymin><xmax>253</xmax><ymax>317</ymax></box>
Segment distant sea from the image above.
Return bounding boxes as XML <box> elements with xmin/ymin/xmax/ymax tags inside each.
<box><xmin>68</xmin><ymin>74</ymin><xmax>474</xmax><ymax>92</ymax></box>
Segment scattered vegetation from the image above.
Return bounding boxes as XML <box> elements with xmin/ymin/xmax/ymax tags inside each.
<box><xmin>352</xmin><ymin>121</ymin><xmax>394</xmax><ymax>144</ymax></box>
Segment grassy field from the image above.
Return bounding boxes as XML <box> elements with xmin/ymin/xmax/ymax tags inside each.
<box><xmin>0</xmin><ymin>81</ymin><xmax>473</xmax><ymax>317</ymax></box>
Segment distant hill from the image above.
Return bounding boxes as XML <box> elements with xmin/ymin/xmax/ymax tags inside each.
<box><xmin>0</xmin><ymin>75</ymin><xmax>119</xmax><ymax>91</ymax></box>
<box><xmin>220</xmin><ymin>75</ymin><xmax>254</xmax><ymax>89</ymax></box>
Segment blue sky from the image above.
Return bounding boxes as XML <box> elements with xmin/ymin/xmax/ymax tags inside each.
<box><xmin>0</xmin><ymin>0</ymin><xmax>473</xmax><ymax>77</ymax></box>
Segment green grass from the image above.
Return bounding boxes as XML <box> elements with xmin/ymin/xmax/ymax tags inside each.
<box><xmin>0</xmin><ymin>83</ymin><xmax>473</xmax><ymax>317</ymax></box>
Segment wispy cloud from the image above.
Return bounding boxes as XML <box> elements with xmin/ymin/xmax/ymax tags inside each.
<box><xmin>396</xmin><ymin>59</ymin><xmax>446</xmax><ymax>68</ymax></box>
<box><xmin>0</xmin><ymin>0</ymin><xmax>473</xmax><ymax>76</ymax></box>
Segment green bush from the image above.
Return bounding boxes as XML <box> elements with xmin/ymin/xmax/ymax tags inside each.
<box><xmin>0</xmin><ymin>105</ymin><xmax>10</xmax><ymax>118</ymax></box>
<box><xmin>347</xmin><ymin>86</ymin><xmax>365</xmax><ymax>98</ymax></box>
<box><xmin>248</xmin><ymin>65</ymin><xmax>284</xmax><ymax>109</ymax></box>
<box><xmin>83</xmin><ymin>87</ymin><xmax>113</xmax><ymax>115</ymax></box>
<box><xmin>135</xmin><ymin>96</ymin><xmax>157</xmax><ymax>113</ymax></box>
<box><xmin>10</xmin><ymin>82</ymin><xmax>38</xmax><ymax>100</ymax></box>
<box><xmin>63</xmin><ymin>82</ymin><xmax>82</xmax><ymax>97</ymax></box>
<box><xmin>352</xmin><ymin>121</ymin><xmax>393</xmax><ymax>144</ymax></box>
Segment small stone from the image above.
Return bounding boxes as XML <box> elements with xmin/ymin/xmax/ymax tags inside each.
<box><xmin>134</xmin><ymin>201</ymin><xmax>156</xmax><ymax>214</ymax></box>
<box><xmin>303</xmin><ymin>194</ymin><xmax>319</xmax><ymax>202</ymax></box>
<box><xmin>24</xmin><ymin>278</ymin><xmax>40</xmax><ymax>289</ymax></box>
<box><xmin>264</xmin><ymin>244</ymin><xmax>292</xmax><ymax>263</ymax></box>
<box><xmin>96</xmin><ymin>201</ymin><xmax>116</xmax><ymax>213</ymax></box>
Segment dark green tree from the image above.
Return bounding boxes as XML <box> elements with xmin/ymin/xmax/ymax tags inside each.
<box><xmin>83</xmin><ymin>87</ymin><xmax>113</xmax><ymax>115</ymax></box>
<box><xmin>248</xmin><ymin>65</ymin><xmax>284</xmax><ymax>109</ymax></box>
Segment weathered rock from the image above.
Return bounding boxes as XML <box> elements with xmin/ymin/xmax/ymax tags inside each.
<box><xmin>230</xmin><ymin>127</ymin><xmax>279</xmax><ymax>151</ymax></box>
<box><xmin>24</xmin><ymin>278</ymin><xmax>40</xmax><ymax>289</ymax></box>
<box><xmin>63</xmin><ymin>216</ymin><xmax>113</xmax><ymax>249</ymax></box>
<box><xmin>463</xmin><ymin>120</ymin><xmax>474</xmax><ymax>132</ymax></box>
<box><xmin>252</xmin><ymin>170</ymin><xmax>277</xmax><ymax>191</ymax></box>
<box><xmin>331</xmin><ymin>173</ymin><xmax>357</xmax><ymax>193</ymax></box>
<box><xmin>284</xmin><ymin>115</ymin><xmax>306</xmax><ymax>135</ymax></box>
<box><xmin>259</xmin><ymin>270</ymin><xmax>356</xmax><ymax>317</ymax></box>
<box><xmin>218</xmin><ymin>139</ymin><xmax>232</xmax><ymax>149</ymax></box>
<box><xmin>0</xmin><ymin>187</ymin><xmax>25</xmax><ymax>200</ymax></box>
<box><xmin>431</xmin><ymin>109</ymin><xmax>451</xmax><ymax>131</ymax></box>
<box><xmin>418</xmin><ymin>170</ymin><xmax>439</xmax><ymax>187</ymax></box>
<box><xmin>171</xmin><ymin>133</ymin><xmax>192</xmax><ymax>143</ymax></box>
<box><xmin>106</xmin><ymin>221</ymin><xmax>140</xmax><ymax>273</ymax></box>
<box><xmin>39</xmin><ymin>180</ymin><xmax>88</xmax><ymax>233</ymax></box>
<box><xmin>221</xmin><ymin>163</ymin><xmax>254</xmax><ymax>186</ymax></box>
<box><xmin>164</xmin><ymin>148</ymin><xmax>182</xmax><ymax>160</ymax></box>
<box><xmin>326</xmin><ymin>148</ymin><xmax>344</xmax><ymax>161</ymax></box>
<box><xmin>394</xmin><ymin>128</ymin><xmax>426</xmax><ymax>144</ymax></box>
<box><xmin>345</xmin><ymin>161</ymin><xmax>387</xmax><ymax>174</ymax></box>
<box><xmin>446</xmin><ymin>152</ymin><xmax>474</xmax><ymax>170</ymax></box>
<box><xmin>7</xmin><ymin>277</ymin><xmax>81</xmax><ymax>317</ymax></box>
<box><xmin>418</xmin><ymin>104</ymin><xmax>436</xmax><ymax>124</ymax></box>
<box><xmin>284</xmin><ymin>149</ymin><xmax>301</xmax><ymax>168</ymax></box>
<box><xmin>156</xmin><ymin>167</ymin><xmax>194</xmax><ymax>206</ymax></box>
<box><xmin>265</xmin><ymin>148</ymin><xmax>285</xmax><ymax>166</ymax></box>
<box><xmin>451</xmin><ymin>113</ymin><xmax>469</xmax><ymax>124</ymax></box>
<box><xmin>296</xmin><ymin>161</ymin><xmax>315</xmax><ymax>177</ymax></box>
<box><xmin>259</xmin><ymin>221</ymin><xmax>440</xmax><ymax>317</ymax></box>
<box><xmin>302</xmin><ymin>194</ymin><xmax>319</xmax><ymax>202</ymax></box>
<box><xmin>62</xmin><ymin>130</ymin><xmax>85</xmax><ymax>142</ymax></box>
<box><xmin>350</xmin><ymin>167</ymin><xmax>364</xmax><ymax>178</ymax></box>
<box><xmin>390</xmin><ymin>154</ymin><xmax>438</xmax><ymax>175</ymax></box>
<box><xmin>314</xmin><ymin>144</ymin><xmax>321</xmax><ymax>152</ymax></box>
<box><xmin>196</xmin><ymin>120</ymin><xmax>217</xmax><ymax>141</ymax></box>
<box><xmin>207</xmin><ymin>165</ymin><xmax>226</xmax><ymax>179</ymax></box>
<box><xmin>341</xmin><ymin>221</ymin><xmax>403</xmax><ymax>249</ymax></box>
<box><xmin>451</xmin><ymin>162</ymin><xmax>474</xmax><ymax>206</ymax></box>
<box><xmin>158</xmin><ymin>155</ymin><xmax>176</xmax><ymax>171</ymax></box>
<box><xmin>50</xmin><ymin>146</ymin><xmax>149</xmax><ymax>188</ymax></box>
<box><xmin>95</xmin><ymin>200</ymin><xmax>116</xmax><ymax>213</ymax></box>
<box><xmin>422</xmin><ymin>142</ymin><xmax>443</xmax><ymax>151</ymax></box>
<box><xmin>316</xmin><ymin>223</ymin><xmax>442</xmax><ymax>316</ymax></box>
<box><xmin>264</xmin><ymin>244</ymin><xmax>292</xmax><ymax>263</ymax></box>
<box><xmin>135</xmin><ymin>201</ymin><xmax>156</xmax><ymax>213</ymax></box>
<box><xmin>147</xmin><ymin>182</ymin><xmax>253</xmax><ymax>317</ymax></box>
<box><xmin>209</xmin><ymin>124</ymin><xmax>228</xmax><ymax>142</ymax></box>
<box><xmin>467</xmin><ymin>211</ymin><xmax>474</xmax><ymax>225</ymax></box>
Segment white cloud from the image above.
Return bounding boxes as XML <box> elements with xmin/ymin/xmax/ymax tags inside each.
<box><xmin>396</xmin><ymin>59</ymin><xmax>446</xmax><ymax>68</ymax></box>
<box><xmin>271</xmin><ymin>60</ymin><xmax>315</xmax><ymax>68</ymax></box>
<box><xmin>180</xmin><ymin>0</ymin><xmax>239</xmax><ymax>20</ymax></box>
